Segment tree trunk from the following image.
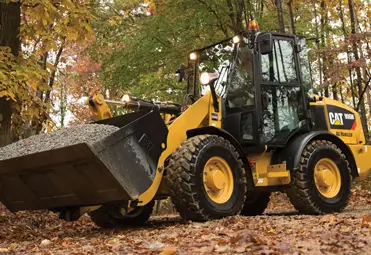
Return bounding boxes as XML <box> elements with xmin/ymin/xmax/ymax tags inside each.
<box><xmin>338</xmin><ymin>0</ymin><xmax>358</xmax><ymax>108</ymax></box>
<box><xmin>349</xmin><ymin>73</ymin><xmax>357</xmax><ymax>108</ymax></box>
<box><xmin>355</xmin><ymin>11</ymin><xmax>371</xmax><ymax>123</ymax></box>
<box><xmin>348</xmin><ymin>0</ymin><xmax>368</xmax><ymax>135</ymax></box>
<box><xmin>332</xmin><ymin>83</ymin><xmax>338</xmax><ymax>100</ymax></box>
<box><xmin>287</xmin><ymin>0</ymin><xmax>296</xmax><ymax>34</ymax></box>
<box><xmin>320</xmin><ymin>0</ymin><xmax>329</xmax><ymax>97</ymax></box>
<box><xmin>340</xmin><ymin>84</ymin><xmax>345</xmax><ymax>104</ymax></box>
<box><xmin>259</xmin><ymin>0</ymin><xmax>264</xmax><ymax>19</ymax></box>
<box><xmin>275</xmin><ymin>0</ymin><xmax>285</xmax><ymax>33</ymax></box>
<box><xmin>312</xmin><ymin>0</ymin><xmax>323</xmax><ymax>89</ymax></box>
<box><xmin>0</xmin><ymin>2</ymin><xmax>21</xmax><ymax>147</ymax></box>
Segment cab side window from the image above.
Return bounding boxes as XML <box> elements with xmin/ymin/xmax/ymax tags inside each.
<box><xmin>227</xmin><ymin>43</ymin><xmax>254</xmax><ymax>108</ymax></box>
<box><xmin>261</xmin><ymin>40</ymin><xmax>297</xmax><ymax>84</ymax></box>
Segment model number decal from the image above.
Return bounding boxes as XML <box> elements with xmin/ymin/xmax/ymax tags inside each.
<box><xmin>344</xmin><ymin>113</ymin><xmax>355</xmax><ymax>120</ymax></box>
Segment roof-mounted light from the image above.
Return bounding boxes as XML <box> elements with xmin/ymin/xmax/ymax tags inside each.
<box><xmin>248</xmin><ymin>20</ymin><xmax>259</xmax><ymax>31</ymax></box>
<box><xmin>121</xmin><ymin>94</ymin><xmax>131</xmax><ymax>103</ymax></box>
<box><xmin>189</xmin><ymin>52</ymin><xmax>198</xmax><ymax>61</ymax></box>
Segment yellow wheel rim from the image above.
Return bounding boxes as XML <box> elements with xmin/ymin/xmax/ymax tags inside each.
<box><xmin>314</xmin><ymin>158</ymin><xmax>341</xmax><ymax>198</ymax></box>
<box><xmin>203</xmin><ymin>156</ymin><xmax>234</xmax><ymax>204</ymax></box>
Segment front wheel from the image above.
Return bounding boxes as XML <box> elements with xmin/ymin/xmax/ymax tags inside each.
<box><xmin>88</xmin><ymin>201</ymin><xmax>155</xmax><ymax>228</ymax></box>
<box><xmin>167</xmin><ymin>135</ymin><xmax>247</xmax><ymax>222</ymax></box>
<box><xmin>286</xmin><ymin>140</ymin><xmax>351</xmax><ymax>214</ymax></box>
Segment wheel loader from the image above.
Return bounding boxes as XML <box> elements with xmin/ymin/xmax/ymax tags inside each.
<box><xmin>0</xmin><ymin>21</ymin><xmax>370</xmax><ymax>227</ymax></box>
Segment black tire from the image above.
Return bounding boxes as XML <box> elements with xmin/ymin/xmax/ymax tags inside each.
<box><xmin>89</xmin><ymin>201</ymin><xmax>155</xmax><ymax>228</ymax></box>
<box><xmin>240</xmin><ymin>191</ymin><xmax>271</xmax><ymax>216</ymax></box>
<box><xmin>286</xmin><ymin>140</ymin><xmax>351</xmax><ymax>214</ymax></box>
<box><xmin>167</xmin><ymin>135</ymin><xmax>247</xmax><ymax>222</ymax></box>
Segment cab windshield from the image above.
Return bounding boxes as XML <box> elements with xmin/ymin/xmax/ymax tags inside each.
<box><xmin>196</xmin><ymin>37</ymin><xmax>254</xmax><ymax>108</ymax></box>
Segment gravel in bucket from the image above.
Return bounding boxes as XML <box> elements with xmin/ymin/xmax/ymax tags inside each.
<box><xmin>0</xmin><ymin>124</ymin><xmax>119</xmax><ymax>162</ymax></box>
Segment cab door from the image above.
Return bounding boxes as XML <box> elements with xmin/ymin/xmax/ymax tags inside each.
<box><xmin>224</xmin><ymin>37</ymin><xmax>258</xmax><ymax>147</ymax></box>
<box><xmin>257</xmin><ymin>35</ymin><xmax>307</xmax><ymax>146</ymax></box>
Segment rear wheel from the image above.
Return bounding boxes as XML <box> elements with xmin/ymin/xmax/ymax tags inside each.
<box><xmin>240</xmin><ymin>191</ymin><xmax>271</xmax><ymax>216</ymax></box>
<box><xmin>89</xmin><ymin>201</ymin><xmax>155</xmax><ymax>228</ymax></box>
<box><xmin>286</xmin><ymin>140</ymin><xmax>351</xmax><ymax>214</ymax></box>
<box><xmin>167</xmin><ymin>135</ymin><xmax>247</xmax><ymax>222</ymax></box>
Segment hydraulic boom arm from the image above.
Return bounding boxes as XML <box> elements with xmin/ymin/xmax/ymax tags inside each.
<box><xmin>88</xmin><ymin>94</ymin><xmax>182</xmax><ymax>122</ymax></box>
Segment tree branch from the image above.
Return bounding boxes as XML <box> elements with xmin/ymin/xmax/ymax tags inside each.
<box><xmin>45</xmin><ymin>38</ymin><xmax>65</xmax><ymax>103</ymax></box>
<box><xmin>356</xmin><ymin>76</ymin><xmax>371</xmax><ymax>111</ymax></box>
<box><xmin>196</xmin><ymin>0</ymin><xmax>229</xmax><ymax>37</ymax></box>
<box><xmin>225</xmin><ymin>0</ymin><xmax>237</xmax><ymax>33</ymax></box>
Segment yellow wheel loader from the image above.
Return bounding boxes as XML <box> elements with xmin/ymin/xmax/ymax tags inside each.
<box><xmin>0</xmin><ymin>21</ymin><xmax>370</xmax><ymax>227</ymax></box>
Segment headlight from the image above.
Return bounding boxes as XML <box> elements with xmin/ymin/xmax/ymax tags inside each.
<box><xmin>189</xmin><ymin>52</ymin><xmax>198</xmax><ymax>61</ymax></box>
<box><xmin>200</xmin><ymin>72</ymin><xmax>211</xmax><ymax>85</ymax></box>
<box><xmin>200</xmin><ymin>72</ymin><xmax>219</xmax><ymax>85</ymax></box>
<box><xmin>121</xmin><ymin>94</ymin><xmax>131</xmax><ymax>102</ymax></box>
<box><xmin>232</xmin><ymin>35</ymin><xmax>241</xmax><ymax>44</ymax></box>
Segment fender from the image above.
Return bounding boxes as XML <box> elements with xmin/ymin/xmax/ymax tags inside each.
<box><xmin>271</xmin><ymin>131</ymin><xmax>358</xmax><ymax>178</ymax></box>
<box><xmin>187</xmin><ymin>127</ymin><xmax>255</xmax><ymax>190</ymax></box>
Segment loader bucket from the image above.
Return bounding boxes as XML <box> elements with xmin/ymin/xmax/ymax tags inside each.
<box><xmin>0</xmin><ymin>110</ymin><xmax>168</xmax><ymax>212</ymax></box>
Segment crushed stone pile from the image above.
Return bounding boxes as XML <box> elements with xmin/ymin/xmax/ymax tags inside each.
<box><xmin>0</xmin><ymin>124</ymin><xmax>119</xmax><ymax>162</ymax></box>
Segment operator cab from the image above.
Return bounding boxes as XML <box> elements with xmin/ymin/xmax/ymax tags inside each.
<box><xmin>186</xmin><ymin>22</ymin><xmax>311</xmax><ymax>153</ymax></box>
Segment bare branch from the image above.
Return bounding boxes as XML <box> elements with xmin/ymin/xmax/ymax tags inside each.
<box><xmin>196</xmin><ymin>0</ymin><xmax>229</xmax><ymax>37</ymax></box>
<box><xmin>45</xmin><ymin>38</ymin><xmax>65</xmax><ymax>103</ymax></box>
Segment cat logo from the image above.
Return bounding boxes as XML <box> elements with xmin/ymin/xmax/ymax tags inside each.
<box><xmin>327</xmin><ymin>105</ymin><xmax>356</xmax><ymax>130</ymax></box>
<box><xmin>329</xmin><ymin>112</ymin><xmax>344</xmax><ymax>126</ymax></box>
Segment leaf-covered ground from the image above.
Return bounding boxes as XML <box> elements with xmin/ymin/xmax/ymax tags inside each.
<box><xmin>0</xmin><ymin>187</ymin><xmax>370</xmax><ymax>255</ymax></box>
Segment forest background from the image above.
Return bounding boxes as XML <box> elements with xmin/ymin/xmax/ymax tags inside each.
<box><xmin>0</xmin><ymin>0</ymin><xmax>370</xmax><ymax>147</ymax></box>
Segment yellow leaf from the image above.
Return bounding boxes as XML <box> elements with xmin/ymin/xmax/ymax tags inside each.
<box><xmin>160</xmin><ymin>248</ymin><xmax>177</xmax><ymax>255</ymax></box>
<box><xmin>0</xmin><ymin>90</ymin><xmax>16</xmax><ymax>101</ymax></box>
<box><xmin>47</xmin><ymin>63</ymin><xmax>57</xmax><ymax>71</ymax></box>
<box><xmin>28</xmin><ymin>81</ymin><xmax>38</xmax><ymax>91</ymax></box>
<box><xmin>66</xmin><ymin>30</ymin><xmax>79</xmax><ymax>40</ymax></box>
<box><xmin>64</xmin><ymin>17</ymin><xmax>70</xmax><ymax>25</ymax></box>
<box><xmin>42</xmin><ymin>18</ymin><xmax>48</xmax><ymax>26</ymax></box>
<box><xmin>84</xmin><ymin>24</ymin><xmax>93</xmax><ymax>34</ymax></box>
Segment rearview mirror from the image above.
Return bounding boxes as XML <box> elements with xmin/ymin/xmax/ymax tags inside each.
<box><xmin>176</xmin><ymin>64</ymin><xmax>187</xmax><ymax>82</ymax></box>
<box><xmin>258</xmin><ymin>33</ymin><xmax>273</xmax><ymax>55</ymax></box>
<box><xmin>296</xmin><ymin>36</ymin><xmax>306</xmax><ymax>53</ymax></box>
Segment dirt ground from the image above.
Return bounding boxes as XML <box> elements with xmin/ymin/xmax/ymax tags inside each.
<box><xmin>0</xmin><ymin>187</ymin><xmax>370</xmax><ymax>255</ymax></box>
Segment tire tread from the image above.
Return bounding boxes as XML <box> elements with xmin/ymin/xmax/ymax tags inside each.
<box><xmin>286</xmin><ymin>140</ymin><xmax>351</xmax><ymax>214</ymax></box>
<box><xmin>167</xmin><ymin>135</ymin><xmax>247</xmax><ymax>221</ymax></box>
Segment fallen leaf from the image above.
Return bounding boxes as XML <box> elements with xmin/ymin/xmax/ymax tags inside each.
<box><xmin>319</xmin><ymin>214</ymin><xmax>336</xmax><ymax>223</ymax></box>
<box><xmin>160</xmin><ymin>247</ymin><xmax>177</xmax><ymax>255</ymax></box>
<box><xmin>148</xmin><ymin>242</ymin><xmax>165</xmax><ymax>249</ymax></box>
<box><xmin>192</xmin><ymin>246</ymin><xmax>214</xmax><ymax>253</ymax></box>
<box><xmin>40</xmin><ymin>239</ymin><xmax>53</xmax><ymax>247</ymax></box>
<box><xmin>214</xmin><ymin>245</ymin><xmax>229</xmax><ymax>252</ymax></box>
<box><xmin>234</xmin><ymin>246</ymin><xmax>246</xmax><ymax>253</ymax></box>
<box><xmin>277</xmin><ymin>243</ymin><xmax>292</xmax><ymax>253</ymax></box>
<box><xmin>361</xmin><ymin>215</ymin><xmax>371</xmax><ymax>227</ymax></box>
